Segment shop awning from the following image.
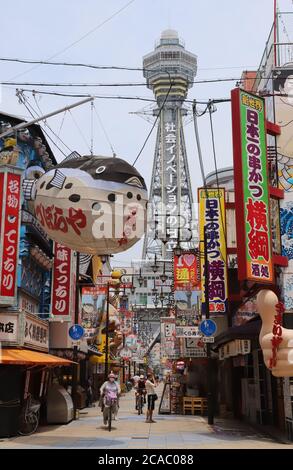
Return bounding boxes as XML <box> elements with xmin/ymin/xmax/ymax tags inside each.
<box><xmin>213</xmin><ymin>317</ymin><xmax>261</xmax><ymax>349</ymax></box>
<box><xmin>0</xmin><ymin>348</ymin><xmax>74</xmax><ymax>366</ymax></box>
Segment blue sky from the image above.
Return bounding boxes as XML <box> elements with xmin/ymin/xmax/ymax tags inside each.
<box><xmin>1</xmin><ymin>0</ymin><xmax>292</xmax><ymax>264</ymax></box>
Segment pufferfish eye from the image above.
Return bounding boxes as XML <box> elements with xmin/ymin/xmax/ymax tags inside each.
<box><xmin>96</xmin><ymin>166</ymin><xmax>106</xmax><ymax>174</ymax></box>
<box><xmin>25</xmin><ymin>165</ymin><xmax>45</xmax><ymax>181</ymax></box>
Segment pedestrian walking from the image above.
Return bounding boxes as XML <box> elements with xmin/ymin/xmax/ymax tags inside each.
<box><xmin>145</xmin><ymin>373</ymin><xmax>158</xmax><ymax>423</ymax></box>
<box><xmin>86</xmin><ymin>376</ymin><xmax>94</xmax><ymax>408</ymax></box>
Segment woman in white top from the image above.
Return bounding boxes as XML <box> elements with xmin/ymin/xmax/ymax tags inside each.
<box><xmin>145</xmin><ymin>374</ymin><xmax>157</xmax><ymax>423</ymax></box>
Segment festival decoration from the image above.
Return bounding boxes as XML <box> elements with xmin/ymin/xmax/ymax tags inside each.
<box><xmin>23</xmin><ymin>153</ymin><xmax>148</xmax><ymax>255</ymax></box>
<box><xmin>257</xmin><ymin>289</ymin><xmax>293</xmax><ymax>377</ymax></box>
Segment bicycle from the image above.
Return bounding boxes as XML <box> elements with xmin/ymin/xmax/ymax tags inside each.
<box><xmin>103</xmin><ymin>391</ymin><xmax>118</xmax><ymax>432</ymax></box>
<box><xmin>136</xmin><ymin>391</ymin><xmax>145</xmax><ymax>415</ymax></box>
<box><xmin>18</xmin><ymin>394</ymin><xmax>41</xmax><ymax>436</ymax></box>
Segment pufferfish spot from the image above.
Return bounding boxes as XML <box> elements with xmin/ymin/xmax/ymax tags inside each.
<box><xmin>69</xmin><ymin>194</ymin><xmax>81</xmax><ymax>202</ymax></box>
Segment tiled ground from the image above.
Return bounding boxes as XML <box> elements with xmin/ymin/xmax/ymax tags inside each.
<box><xmin>1</xmin><ymin>385</ymin><xmax>293</xmax><ymax>449</ymax></box>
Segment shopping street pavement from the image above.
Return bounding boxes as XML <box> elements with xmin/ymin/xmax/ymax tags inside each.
<box><xmin>1</xmin><ymin>384</ymin><xmax>293</xmax><ymax>449</ymax></box>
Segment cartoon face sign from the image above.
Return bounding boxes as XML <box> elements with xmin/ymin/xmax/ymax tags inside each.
<box><xmin>32</xmin><ymin>154</ymin><xmax>148</xmax><ymax>254</ymax></box>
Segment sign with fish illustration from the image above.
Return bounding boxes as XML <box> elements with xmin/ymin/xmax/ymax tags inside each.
<box><xmin>23</xmin><ymin>153</ymin><xmax>148</xmax><ymax>254</ymax></box>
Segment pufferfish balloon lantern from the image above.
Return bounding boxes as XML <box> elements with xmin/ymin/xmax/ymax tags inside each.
<box><xmin>24</xmin><ymin>153</ymin><xmax>148</xmax><ymax>255</ymax></box>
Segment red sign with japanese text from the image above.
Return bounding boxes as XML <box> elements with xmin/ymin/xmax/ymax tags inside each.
<box><xmin>51</xmin><ymin>242</ymin><xmax>75</xmax><ymax>320</ymax></box>
<box><xmin>0</xmin><ymin>168</ymin><xmax>22</xmax><ymax>305</ymax></box>
<box><xmin>231</xmin><ymin>88</ymin><xmax>273</xmax><ymax>283</ymax></box>
<box><xmin>174</xmin><ymin>252</ymin><xmax>200</xmax><ymax>291</ymax></box>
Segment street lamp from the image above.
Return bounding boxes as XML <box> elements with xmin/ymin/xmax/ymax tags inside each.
<box><xmin>151</xmin><ymin>254</ymin><xmax>159</xmax><ymax>273</ymax></box>
<box><xmin>138</xmin><ymin>268</ymin><xmax>144</xmax><ymax>287</ymax></box>
<box><xmin>160</xmin><ymin>262</ymin><xmax>168</xmax><ymax>283</ymax></box>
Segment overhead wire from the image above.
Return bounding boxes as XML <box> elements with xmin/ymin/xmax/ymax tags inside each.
<box><xmin>68</xmin><ymin>108</ymin><xmax>92</xmax><ymax>153</ymax></box>
<box><xmin>7</xmin><ymin>0</ymin><xmax>136</xmax><ymax>81</ymax></box>
<box><xmin>31</xmin><ymin>92</ymin><xmax>73</xmax><ymax>154</ymax></box>
<box><xmin>192</xmin><ymin>101</ymin><xmax>229</xmax><ymax>270</ymax></box>
<box><xmin>93</xmin><ymin>103</ymin><xmax>116</xmax><ymax>156</ymax></box>
<box><xmin>208</xmin><ymin>101</ymin><xmax>227</xmax><ymax>247</ymax></box>
<box><xmin>16</xmin><ymin>92</ymin><xmax>68</xmax><ymax>157</ymax></box>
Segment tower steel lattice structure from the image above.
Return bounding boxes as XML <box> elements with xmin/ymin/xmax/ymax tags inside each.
<box><xmin>142</xmin><ymin>30</ymin><xmax>198</xmax><ymax>260</ymax></box>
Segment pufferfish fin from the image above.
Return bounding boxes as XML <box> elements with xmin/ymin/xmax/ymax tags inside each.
<box><xmin>124</xmin><ymin>176</ymin><xmax>144</xmax><ymax>188</ymax></box>
<box><xmin>61</xmin><ymin>151</ymin><xmax>83</xmax><ymax>164</ymax></box>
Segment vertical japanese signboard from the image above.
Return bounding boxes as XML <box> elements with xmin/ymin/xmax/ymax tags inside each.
<box><xmin>0</xmin><ymin>167</ymin><xmax>22</xmax><ymax>306</ymax></box>
<box><xmin>164</xmin><ymin>118</ymin><xmax>178</xmax><ymax>254</ymax></box>
<box><xmin>174</xmin><ymin>252</ymin><xmax>200</xmax><ymax>291</ymax></box>
<box><xmin>198</xmin><ymin>188</ymin><xmax>228</xmax><ymax>314</ymax></box>
<box><xmin>51</xmin><ymin>242</ymin><xmax>76</xmax><ymax>321</ymax></box>
<box><xmin>231</xmin><ymin>88</ymin><xmax>273</xmax><ymax>283</ymax></box>
<box><xmin>160</xmin><ymin>317</ymin><xmax>180</xmax><ymax>359</ymax></box>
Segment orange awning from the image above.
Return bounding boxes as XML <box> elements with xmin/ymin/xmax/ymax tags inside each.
<box><xmin>0</xmin><ymin>348</ymin><xmax>73</xmax><ymax>366</ymax></box>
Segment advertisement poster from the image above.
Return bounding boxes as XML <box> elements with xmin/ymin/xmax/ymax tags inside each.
<box><xmin>231</xmin><ymin>88</ymin><xmax>273</xmax><ymax>283</ymax></box>
<box><xmin>198</xmin><ymin>187</ymin><xmax>228</xmax><ymax>314</ymax></box>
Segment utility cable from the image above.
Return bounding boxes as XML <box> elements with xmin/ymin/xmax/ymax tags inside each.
<box><xmin>68</xmin><ymin>109</ymin><xmax>92</xmax><ymax>153</ymax></box>
<box><xmin>93</xmin><ymin>103</ymin><xmax>116</xmax><ymax>156</ymax></box>
<box><xmin>208</xmin><ymin>101</ymin><xmax>228</xmax><ymax>247</ymax></box>
<box><xmin>30</xmin><ymin>92</ymin><xmax>73</xmax><ymax>153</ymax></box>
<box><xmin>17</xmin><ymin>93</ymin><xmax>68</xmax><ymax>157</ymax></box>
<box><xmin>7</xmin><ymin>0</ymin><xmax>136</xmax><ymax>81</ymax></box>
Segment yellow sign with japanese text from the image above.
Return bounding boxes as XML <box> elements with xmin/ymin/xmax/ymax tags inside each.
<box><xmin>198</xmin><ymin>188</ymin><xmax>228</xmax><ymax>314</ymax></box>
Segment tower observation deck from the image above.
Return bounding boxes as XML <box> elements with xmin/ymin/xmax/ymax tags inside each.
<box><xmin>142</xmin><ymin>30</ymin><xmax>198</xmax><ymax>260</ymax></box>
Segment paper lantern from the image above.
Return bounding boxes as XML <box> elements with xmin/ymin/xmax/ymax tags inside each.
<box><xmin>29</xmin><ymin>154</ymin><xmax>148</xmax><ymax>255</ymax></box>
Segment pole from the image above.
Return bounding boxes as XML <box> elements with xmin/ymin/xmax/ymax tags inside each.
<box><xmin>122</xmin><ymin>335</ymin><xmax>126</xmax><ymax>385</ymax></box>
<box><xmin>273</xmin><ymin>0</ymin><xmax>277</xmax><ymax>67</ymax></box>
<box><xmin>72</xmin><ymin>251</ymin><xmax>80</xmax><ymax>420</ymax></box>
<box><xmin>204</xmin><ymin>226</ymin><xmax>214</xmax><ymax>425</ymax></box>
<box><xmin>0</xmin><ymin>97</ymin><xmax>94</xmax><ymax>139</ymax></box>
<box><xmin>104</xmin><ymin>282</ymin><xmax>110</xmax><ymax>381</ymax></box>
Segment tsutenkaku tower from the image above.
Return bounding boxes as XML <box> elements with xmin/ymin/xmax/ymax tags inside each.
<box><xmin>142</xmin><ymin>30</ymin><xmax>198</xmax><ymax>260</ymax></box>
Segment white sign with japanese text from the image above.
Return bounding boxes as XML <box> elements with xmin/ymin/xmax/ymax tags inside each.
<box><xmin>23</xmin><ymin>313</ymin><xmax>49</xmax><ymax>352</ymax></box>
<box><xmin>0</xmin><ymin>313</ymin><xmax>19</xmax><ymax>343</ymax></box>
<box><xmin>175</xmin><ymin>326</ymin><xmax>199</xmax><ymax>338</ymax></box>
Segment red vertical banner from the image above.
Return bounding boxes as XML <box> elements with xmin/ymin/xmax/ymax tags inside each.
<box><xmin>0</xmin><ymin>168</ymin><xmax>22</xmax><ymax>305</ymax></box>
<box><xmin>174</xmin><ymin>252</ymin><xmax>200</xmax><ymax>291</ymax></box>
<box><xmin>51</xmin><ymin>242</ymin><xmax>76</xmax><ymax>321</ymax></box>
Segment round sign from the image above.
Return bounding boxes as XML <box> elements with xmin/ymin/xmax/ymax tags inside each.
<box><xmin>199</xmin><ymin>319</ymin><xmax>217</xmax><ymax>337</ymax></box>
<box><xmin>119</xmin><ymin>347</ymin><xmax>133</xmax><ymax>361</ymax></box>
<box><xmin>69</xmin><ymin>324</ymin><xmax>84</xmax><ymax>340</ymax></box>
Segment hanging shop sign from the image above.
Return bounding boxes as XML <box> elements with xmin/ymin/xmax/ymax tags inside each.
<box><xmin>23</xmin><ymin>313</ymin><xmax>49</xmax><ymax>352</ymax></box>
<box><xmin>161</xmin><ymin>317</ymin><xmax>180</xmax><ymax>359</ymax></box>
<box><xmin>0</xmin><ymin>167</ymin><xmax>23</xmax><ymax>306</ymax></box>
<box><xmin>174</xmin><ymin>252</ymin><xmax>200</xmax><ymax>291</ymax></box>
<box><xmin>198</xmin><ymin>187</ymin><xmax>228</xmax><ymax>314</ymax></box>
<box><xmin>231</xmin><ymin>88</ymin><xmax>273</xmax><ymax>283</ymax></box>
<box><xmin>51</xmin><ymin>242</ymin><xmax>76</xmax><ymax>321</ymax></box>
